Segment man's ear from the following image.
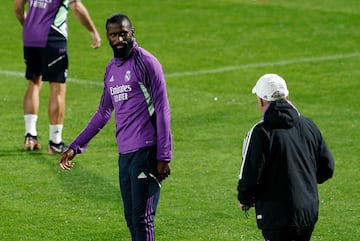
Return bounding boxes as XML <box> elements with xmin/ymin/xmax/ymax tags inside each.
<box><xmin>131</xmin><ymin>28</ymin><xmax>135</xmax><ymax>36</ymax></box>
<box><xmin>259</xmin><ymin>98</ymin><xmax>265</xmax><ymax>107</ymax></box>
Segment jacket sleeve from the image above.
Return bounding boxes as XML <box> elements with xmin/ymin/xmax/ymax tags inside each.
<box><xmin>237</xmin><ymin>123</ymin><xmax>266</xmax><ymax>205</ymax></box>
<box><xmin>316</xmin><ymin>137</ymin><xmax>335</xmax><ymax>184</ymax></box>
<box><xmin>142</xmin><ymin>56</ymin><xmax>172</xmax><ymax>161</ymax></box>
<box><xmin>69</xmin><ymin>85</ymin><xmax>114</xmax><ymax>154</ymax></box>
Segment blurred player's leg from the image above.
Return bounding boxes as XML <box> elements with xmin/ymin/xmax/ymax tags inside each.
<box><xmin>48</xmin><ymin>82</ymin><xmax>67</xmax><ymax>153</ymax></box>
<box><xmin>44</xmin><ymin>46</ymin><xmax>68</xmax><ymax>154</ymax></box>
<box><xmin>24</xmin><ymin>76</ymin><xmax>42</xmax><ymax>151</ymax></box>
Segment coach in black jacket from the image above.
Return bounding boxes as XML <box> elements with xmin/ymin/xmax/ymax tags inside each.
<box><xmin>237</xmin><ymin>73</ymin><xmax>334</xmax><ymax>241</ymax></box>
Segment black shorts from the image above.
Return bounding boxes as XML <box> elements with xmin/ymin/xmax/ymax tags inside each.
<box><xmin>24</xmin><ymin>46</ymin><xmax>68</xmax><ymax>83</ymax></box>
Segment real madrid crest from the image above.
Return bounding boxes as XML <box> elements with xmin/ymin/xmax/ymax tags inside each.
<box><xmin>124</xmin><ymin>70</ymin><xmax>131</xmax><ymax>82</ymax></box>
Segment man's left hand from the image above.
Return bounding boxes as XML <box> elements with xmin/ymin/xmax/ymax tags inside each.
<box><xmin>157</xmin><ymin>161</ymin><xmax>170</xmax><ymax>181</ymax></box>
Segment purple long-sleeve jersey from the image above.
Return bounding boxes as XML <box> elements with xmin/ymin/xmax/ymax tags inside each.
<box><xmin>69</xmin><ymin>41</ymin><xmax>172</xmax><ymax>161</ymax></box>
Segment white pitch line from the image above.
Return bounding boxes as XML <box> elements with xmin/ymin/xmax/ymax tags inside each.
<box><xmin>1</xmin><ymin>52</ymin><xmax>359</xmax><ymax>85</ymax></box>
<box><xmin>166</xmin><ymin>52</ymin><xmax>360</xmax><ymax>78</ymax></box>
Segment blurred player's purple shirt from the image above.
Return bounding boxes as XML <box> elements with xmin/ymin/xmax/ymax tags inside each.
<box><xmin>23</xmin><ymin>0</ymin><xmax>68</xmax><ymax>47</ymax></box>
<box><xmin>69</xmin><ymin>41</ymin><xmax>172</xmax><ymax>161</ymax></box>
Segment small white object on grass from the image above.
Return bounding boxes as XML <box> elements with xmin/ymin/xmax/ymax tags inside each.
<box><xmin>214</xmin><ymin>97</ymin><xmax>218</xmax><ymax>101</ymax></box>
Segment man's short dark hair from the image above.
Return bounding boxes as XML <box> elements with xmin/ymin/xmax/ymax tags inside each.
<box><xmin>106</xmin><ymin>13</ymin><xmax>132</xmax><ymax>29</ymax></box>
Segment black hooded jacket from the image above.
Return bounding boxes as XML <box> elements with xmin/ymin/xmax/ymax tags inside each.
<box><xmin>237</xmin><ymin>99</ymin><xmax>334</xmax><ymax>230</ymax></box>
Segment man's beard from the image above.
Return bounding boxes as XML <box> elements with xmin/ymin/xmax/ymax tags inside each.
<box><xmin>112</xmin><ymin>40</ymin><xmax>133</xmax><ymax>58</ymax></box>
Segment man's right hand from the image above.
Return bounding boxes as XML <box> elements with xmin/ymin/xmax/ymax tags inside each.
<box><xmin>59</xmin><ymin>148</ymin><xmax>75</xmax><ymax>170</ymax></box>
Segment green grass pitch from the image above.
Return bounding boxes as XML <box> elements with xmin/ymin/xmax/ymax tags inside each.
<box><xmin>0</xmin><ymin>0</ymin><xmax>359</xmax><ymax>240</ymax></box>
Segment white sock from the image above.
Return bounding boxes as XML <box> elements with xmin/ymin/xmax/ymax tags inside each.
<box><xmin>49</xmin><ymin>124</ymin><xmax>63</xmax><ymax>144</ymax></box>
<box><xmin>24</xmin><ymin>114</ymin><xmax>38</xmax><ymax>136</ymax></box>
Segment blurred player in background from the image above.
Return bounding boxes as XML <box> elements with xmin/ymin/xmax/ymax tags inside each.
<box><xmin>14</xmin><ymin>0</ymin><xmax>101</xmax><ymax>153</ymax></box>
<box><xmin>59</xmin><ymin>13</ymin><xmax>172</xmax><ymax>241</ymax></box>
<box><xmin>237</xmin><ymin>74</ymin><xmax>334</xmax><ymax>241</ymax></box>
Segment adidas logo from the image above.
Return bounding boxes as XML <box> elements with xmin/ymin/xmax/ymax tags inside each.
<box><xmin>137</xmin><ymin>172</ymin><xmax>147</xmax><ymax>179</ymax></box>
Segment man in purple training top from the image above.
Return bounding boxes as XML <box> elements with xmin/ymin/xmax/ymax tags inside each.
<box><xmin>59</xmin><ymin>13</ymin><xmax>172</xmax><ymax>241</ymax></box>
<box><xmin>14</xmin><ymin>0</ymin><xmax>101</xmax><ymax>153</ymax></box>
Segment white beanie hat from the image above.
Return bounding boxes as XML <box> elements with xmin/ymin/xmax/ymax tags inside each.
<box><xmin>252</xmin><ymin>73</ymin><xmax>289</xmax><ymax>101</ymax></box>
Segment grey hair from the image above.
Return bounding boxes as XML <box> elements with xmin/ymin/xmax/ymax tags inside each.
<box><xmin>271</xmin><ymin>91</ymin><xmax>286</xmax><ymax>100</ymax></box>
